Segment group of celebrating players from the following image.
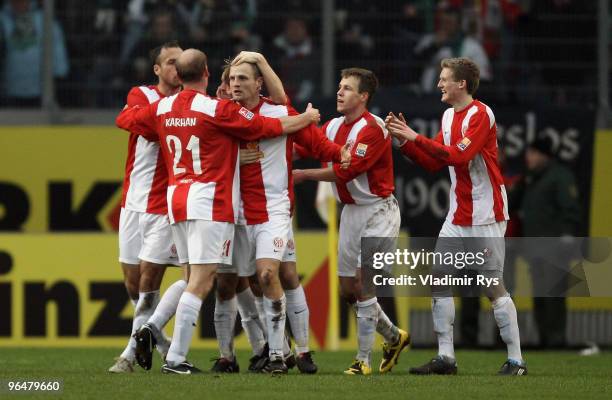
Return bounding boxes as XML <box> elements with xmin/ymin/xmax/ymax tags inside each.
<box><xmin>108</xmin><ymin>40</ymin><xmax>527</xmax><ymax>377</ymax></box>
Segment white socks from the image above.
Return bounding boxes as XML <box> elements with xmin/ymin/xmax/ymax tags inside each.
<box><xmin>263</xmin><ymin>295</ymin><xmax>287</xmax><ymax>360</ymax></box>
<box><xmin>236</xmin><ymin>288</ymin><xmax>266</xmax><ymax>355</ymax></box>
<box><xmin>356</xmin><ymin>298</ymin><xmax>378</xmax><ymax>366</ymax></box>
<box><xmin>148</xmin><ymin>279</ymin><xmax>187</xmax><ymax>331</ymax></box>
<box><xmin>432</xmin><ymin>297</ymin><xmax>455</xmax><ymax>360</ymax></box>
<box><xmin>492</xmin><ymin>296</ymin><xmax>523</xmax><ymax>362</ymax></box>
<box><xmin>166</xmin><ymin>292</ymin><xmax>201</xmax><ymax>367</ymax></box>
<box><xmin>376</xmin><ymin>303</ymin><xmax>399</xmax><ymax>344</ymax></box>
<box><xmin>214</xmin><ymin>297</ymin><xmax>237</xmax><ymax>360</ymax></box>
<box><xmin>285</xmin><ymin>286</ymin><xmax>310</xmax><ymax>354</ymax></box>
<box><xmin>120</xmin><ymin>290</ymin><xmax>159</xmax><ymax>361</ymax></box>
<box><xmin>254</xmin><ymin>296</ymin><xmax>268</xmax><ymax>340</ymax></box>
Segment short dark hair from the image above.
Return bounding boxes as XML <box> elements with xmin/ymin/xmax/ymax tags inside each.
<box><xmin>340</xmin><ymin>68</ymin><xmax>378</xmax><ymax>106</ymax></box>
<box><xmin>176</xmin><ymin>50</ymin><xmax>208</xmax><ymax>83</ymax></box>
<box><xmin>440</xmin><ymin>57</ymin><xmax>480</xmax><ymax>95</ymax></box>
<box><xmin>149</xmin><ymin>40</ymin><xmax>181</xmax><ymax>66</ymax></box>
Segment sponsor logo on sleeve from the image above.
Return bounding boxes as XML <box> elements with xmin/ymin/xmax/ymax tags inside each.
<box><xmin>456</xmin><ymin>137</ymin><xmax>471</xmax><ymax>151</ymax></box>
<box><xmin>239</xmin><ymin>107</ymin><xmax>254</xmax><ymax>120</ymax></box>
<box><xmin>355</xmin><ymin>143</ymin><xmax>368</xmax><ymax>157</ymax></box>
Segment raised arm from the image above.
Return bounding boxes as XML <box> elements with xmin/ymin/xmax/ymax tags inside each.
<box><xmin>233</xmin><ymin>51</ymin><xmax>287</xmax><ymax>105</ymax></box>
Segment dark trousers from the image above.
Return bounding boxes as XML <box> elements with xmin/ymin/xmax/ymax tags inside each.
<box><xmin>533</xmin><ymin>297</ymin><xmax>567</xmax><ymax>348</ymax></box>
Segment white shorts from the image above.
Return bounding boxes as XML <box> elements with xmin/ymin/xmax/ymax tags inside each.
<box><xmin>338</xmin><ymin>196</ymin><xmax>401</xmax><ymax>277</ymax></box>
<box><xmin>218</xmin><ymin>219</ymin><xmax>297</xmax><ymax>277</ymax></box>
<box><xmin>218</xmin><ymin>224</ymin><xmax>253</xmax><ymax>276</ymax></box>
<box><xmin>118</xmin><ymin>208</ymin><xmax>177</xmax><ymax>265</ymax></box>
<box><xmin>170</xmin><ymin>220</ymin><xmax>234</xmax><ymax>265</ymax></box>
<box><xmin>436</xmin><ymin>219</ymin><xmax>507</xmax><ymax>271</ymax></box>
<box><xmin>247</xmin><ymin>217</ymin><xmax>292</xmax><ymax>261</ymax></box>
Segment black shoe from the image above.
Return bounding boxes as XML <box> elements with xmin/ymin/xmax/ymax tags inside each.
<box><xmin>210</xmin><ymin>357</ymin><xmax>240</xmax><ymax>373</ymax></box>
<box><xmin>409</xmin><ymin>355</ymin><xmax>457</xmax><ymax>375</ymax></box>
<box><xmin>262</xmin><ymin>358</ymin><xmax>288</xmax><ymax>374</ymax></box>
<box><xmin>249</xmin><ymin>343</ymin><xmax>270</xmax><ymax>372</ymax></box>
<box><xmin>284</xmin><ymin>353</ymin><xmax>296</xmax><ymax>369</ymax></box>
<box><xmin>161</xmin><ymin>361</ymin><xmax>202</xmax><ymax>375</ymax></box>
<box><xmin>296</xmin><ymin>351</ymin><xmax>318</xmax><ymax>374</ymax></box>
<box><xmin>134</xmin><ymin>323</ymin><xmax>156</xmax><ymax>370</ymax></box>
<box><xmin>284</xmin><ymin>334</ymin><xmax>295</xmax><ymax>369</ymax></box>
<box><xmin>248</xmin><ymin>353</ymin><xmax>265</xmax><ymax>372</ymax></box>
<box><xmin>498</xmin><ymin>359</ymin><xmax>527</xmax><ymax>376</ymax></box>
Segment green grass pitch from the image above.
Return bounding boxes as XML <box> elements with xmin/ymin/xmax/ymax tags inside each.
<box><xmin>0</xmin><ymin>348</ymin><xmax>611</xmax><ymax>399</ymax></box>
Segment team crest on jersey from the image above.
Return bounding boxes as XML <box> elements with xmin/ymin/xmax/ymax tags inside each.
<box><xmin>170</xmin><ymin>244</ymin><xmax>177</xmax><ymax>255</ymax></box>
<box><xmin>239</xmin><ymin>107</ymin><xmax>254</xmax><ymax>120</ymax></box>
<box><xmin>355</xmin><ymin>143</ymin><xmax>368</xmax><ymax>157</ymax></box>
<box><xmin>457</xmin><ymin>137</ymin><xmax>471</xmax><ymax>151</ymax></box>
<box><xmin>273</xmin><ymin>237</ymin><xmax>284</xmax><ymax>249</ymax></box>
<box><xmin>246</xmin><ymin>141</ymin><xmax>260</xmax><ymax>150</ymax></box>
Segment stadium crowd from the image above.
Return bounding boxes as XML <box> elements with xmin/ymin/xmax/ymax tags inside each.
<box><xmin>0</xmin><ymin>0</ymin><xmax>597</xmax><ymax>108</ymax></box>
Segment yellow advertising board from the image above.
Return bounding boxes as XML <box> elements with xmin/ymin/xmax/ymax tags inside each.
<box><xmin>0</xmin><ymin>232</ymin><xmax>410</xmax><ymax>349</ymax></box>
<box><xmin>0</xmin><ymin>126</ymin><xmax>127</xmax><ymax>232</ymax></box>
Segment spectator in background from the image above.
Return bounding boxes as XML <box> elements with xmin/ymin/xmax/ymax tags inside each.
<box><xmin>477</xmin><ymin>0</ymin><xmax>529</xmax><ymax>104</ymax></box>
<box><xmin>528</xmin><ymin>0</ymin><xmax>596</xmax><ymax>106</ymax></box>
<box><xmin>181</xmin><ymin>0</ymin><xmax>260</xmax><ymax>84</ymax></box>
<box><xmin>118</xmin><ymin>0</ymin><xmax>164</xmax><ymax>70</ymax></box>
<box><xmin>269</xmin><ymin>17</ymin><xmax>318</xmax><ymax>103</ymax></box>
<box><xmin>85</xmin><ymin>0</ymin><xmax>125</xmax><ymax>107</ymax></box>
<box><xmin>334</xmin><ymin>0</ymin><xmax>377</xmax><ymax>69</ymax></box>
<box><xmin>385</xmin><ymin>0</ymin><xmax>431</xmax><ymax>85</ymax></box>
<box><xmin>126</xmin><ymin>7</ymin><xmax>180</xmax><ymax>85</ymax></box>
<box><xmin>0</xmin><ymin>0</ymin><xmax>69</xmax><ymax>107</ymax></box>
<box><xmin>413</xmin><ymin>6</ymin><xmax>491</xmax><ymax>94</ymax></box>
<box><xmin>256</xmin><ymin>0</ymin><xmax>318</xmax><ymax>44</ymax></box>
<box><xmin>518</xmin><ymin>136</ymin><xmax>581</xmax><ymax>349</ymax></box>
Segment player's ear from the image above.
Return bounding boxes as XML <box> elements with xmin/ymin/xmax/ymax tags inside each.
<box><xmin>361</xmin><ymin>92</ymin><xmax>369</xmax><ymax>104</ymax></box>
<box><xmin>153</xmin><ymin>63</ymin><xmax>161</xmax><ymax>77</ymax></box>
<box><xmin>256</xmin><ymin>76</ymin><xmax>263</xmax><ymax>91</ymax></box>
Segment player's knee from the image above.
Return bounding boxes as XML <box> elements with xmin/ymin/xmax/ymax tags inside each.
<box><xmin>279</xmin><ymin>264</ymin><xmax>299</xmax><ymax>290</ymax></box>
<box><xmin>125</xmin><ymin>281</ymin><xmax>139</xmax><ymax>301</ymax></box>
<box><xmin>258</xmin><ymin>268</ymin><xmax>277</xmax><ymax>287</ymax></box>
<box><xmin>249</xmin><ymin>275</ymin><xmax>263</xmax><ymax>296</ymax></box>
<box><xmin>236</xmin><ymin>276</ymin><xmax>250</xmax><ymax>293</ymax></box>
<box><xmin>216</xmin><ymin>279</ymin><xmax>237</xmax><ymax>300</ymax></box>
<box><xmin>139</xmin><ymin>262</ymin><xmax>166</xmax><ymax>292</ymax></box>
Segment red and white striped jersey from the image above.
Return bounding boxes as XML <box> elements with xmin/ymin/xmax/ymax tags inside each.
<box><xmin>238</xmin><ymin>97</ymin><xmax>342</xmax><ymax>225</ymax></box>
<box><xmin>399</xmin><ymin>99</ymin><xmax>509</xmax><ymax>226</ymax></box>
<box><xmin>121</xmin><ymin>85</ymin><xmax>168</xmax><ymax>215</ymax></box>
<box><xmin>116</xmin><ymin>89</ymin><xmax>284</xmax><ymax>224</ymax></box>
<box><xmin>321</xmin><ymin>110</ymin><xmax>394</xmax><ymax>205</ymax></box>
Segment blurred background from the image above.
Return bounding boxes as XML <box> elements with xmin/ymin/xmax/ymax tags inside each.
<box><xmin>0</xmin><ymin>0</ymin><xmax>611</xmax><ymax>352</ymax></box>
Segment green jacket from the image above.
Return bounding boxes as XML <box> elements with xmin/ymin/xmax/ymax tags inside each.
<box><xmin>519</xmin><ymin>161</ymin><xmax>581</xmax><ymax>237</ymax></box>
